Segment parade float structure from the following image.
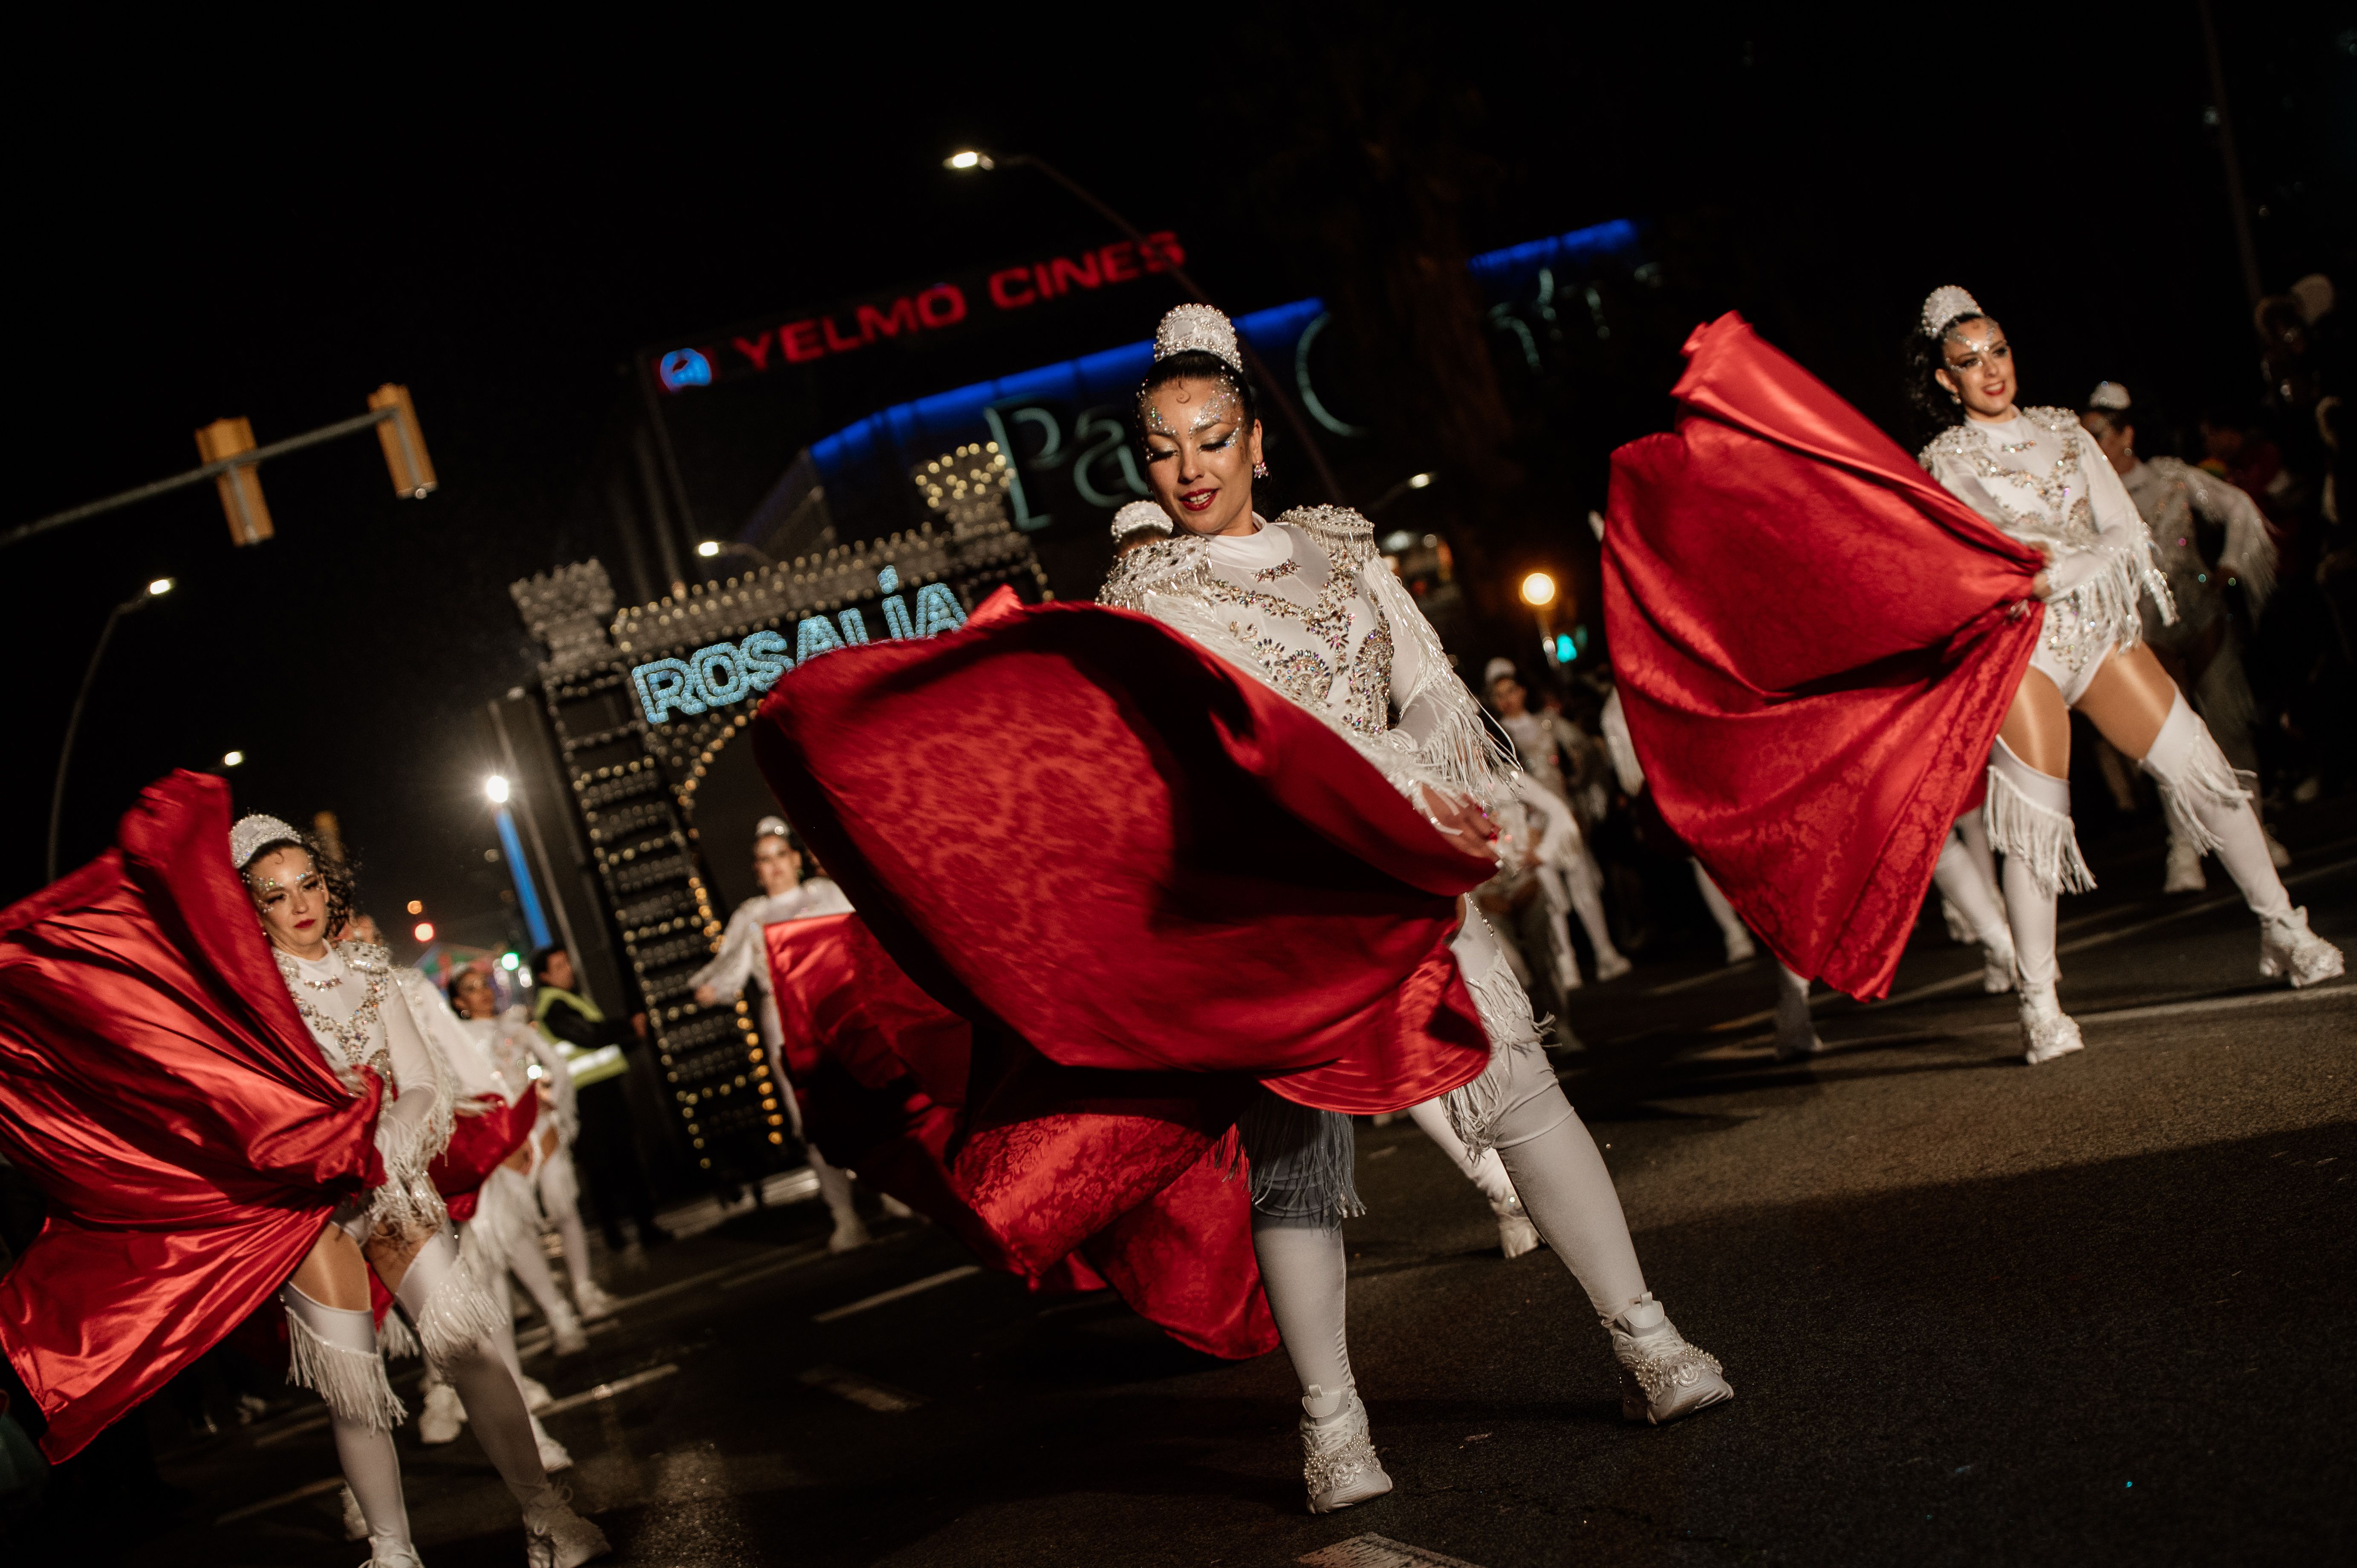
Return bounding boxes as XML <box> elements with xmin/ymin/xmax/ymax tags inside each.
<box><xmin>501</xmin><ymin>447</ymin><xmax>1046</xmax><ymax>1178</ymax></box>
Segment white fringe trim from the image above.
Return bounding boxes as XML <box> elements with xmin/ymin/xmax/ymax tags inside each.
<box><xmin>1983</xmin><ymin>765</ymin><xmax>2096</xmax><ymax>897</ymax></box>
<box><xmin>286</xmin><ymin>1305</ymin><xmax>407</xmax><ymax>1430</ymax></box>
<box><xmin>406</xmin><ymin>1258</ymin><xmax>508</xmax><ymax>1367</ymax></box>
<box><xmin>2147</xmin><ymin>721</ymin><xmax>2251</xmax><ymax>859</ymax></box>
<box><xmin>376</xmin><ymin>1311</ymin><xmax>421</xmax><ymax>1360</ymax></box>
<box><xmin>1441</xmin><ymin>908</ymin><xmax>1548</xmax><ymax>1158</ymax></box>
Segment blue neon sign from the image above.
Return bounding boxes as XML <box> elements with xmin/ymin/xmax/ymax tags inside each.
<box><xmin>629</xmin><ymin>569</ymin><xmax>968</xmax><ymax>724</ymax></box>
<box><xmin>658</xmin><ymin>348</ymin><xmax>713</xmax><ymax>391</ymax></box>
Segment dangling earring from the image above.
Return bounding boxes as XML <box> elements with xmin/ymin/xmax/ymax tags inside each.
<box><xmin>1253</xmin><ymin>459</ymin><xmax>1271</xmax><ymax>479</ymax></box>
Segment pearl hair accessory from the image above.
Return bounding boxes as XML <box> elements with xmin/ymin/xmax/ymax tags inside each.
<box><xmin>1154</xmin><ymin>304</ymin><xmax>1243</xmax><ymax>372</ymax></box>
<box><xmin>2088</xmin><ymin>381</ymin><xmax>2132</xmax><ymax>412</ymax></box>
<box><xmin>1920</xmin><ymin>285</ymin><xmax>1983</xmax><ymax>338</ymax></box>
<box><xmin>230</xmin><ymin>813</ymin><xmax>303</xmax><ymax>870</ymax></box>
<box><xmin>1110</xmin><ymin>500</ymin><xmax>1174</xmax><ymax>540</ymax></box>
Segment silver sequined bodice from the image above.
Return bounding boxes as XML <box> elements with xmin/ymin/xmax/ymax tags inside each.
<box><xmin>1200</xmin><ymin>521</ymin><xmax>1394</xmax><ymax>738</ymax></box>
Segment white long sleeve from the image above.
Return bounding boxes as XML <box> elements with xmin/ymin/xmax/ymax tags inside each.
<box><xmin>691</xmin><ymin>902</ymin><xmax>768</xmax><ymax>1003</ymax></box>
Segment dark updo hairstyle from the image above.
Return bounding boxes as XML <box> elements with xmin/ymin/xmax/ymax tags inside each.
<box><xmin>238</xmin><ymin>827</ymin><xmax>361</xmax><ymax>941</ymax></box>
<box><xmin>1904</xmin><ymin>306</ymin><xmax>1991</xmax><ymax>444</ymax></box>
<box><xmin>1134</xmin><ymin>350</ymin><xmax>1261</xmax><ymax>447</ymax></box>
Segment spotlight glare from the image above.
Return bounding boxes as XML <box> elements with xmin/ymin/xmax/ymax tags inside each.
<box><xmin>147</xmin><ymin>577</ymin><xmax>174</xmax><ymax>597</ymax></box>
<box><xmin>221</xmin><ymin>750</ymin><xmax>244</xmax><ymax>767</ymax></box>
<box><xmin>485</xmin><ymin>774</ymin><xmax>511</xmax><ymax>804</ymax></box>
<box><xmin>413</xmin><ymin>921</ymin><xmax>435</xmax><ymax>942</ymax></box>
<box><xmin>1407</xmin><ymin>472</ymin><xmax>1434</xmax><ymax>489</ymax></box>
<box><xmin>1519</xmin><ymin>571</ymin><xmax>1558</xmax><ymax>608</ymax></box>
<box><xmin>697</xmin><ymin>540</ymin><xmax>721</xmax><ymax>557</ymax></box>
<box><xmin>945</xmin><ymin>149</ymin><xmax>991</xmax><ymax>170</ymax></box>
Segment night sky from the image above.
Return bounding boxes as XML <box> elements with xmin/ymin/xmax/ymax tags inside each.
<box><xmin>7</xmin><ymin>9</ymin><xmax>2347</xmax><ymax>955</ymax></box>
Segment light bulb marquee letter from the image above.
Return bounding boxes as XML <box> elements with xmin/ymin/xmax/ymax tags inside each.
<box><xmin>629</xmin><ymin>565</ymin><xmax>971</xmax><ymax>725</ymax></box>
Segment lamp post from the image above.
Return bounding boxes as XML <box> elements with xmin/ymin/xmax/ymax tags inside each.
<box><xmin>1369</xmin><ymin>471</ymin><xmax>1436</xmax><ymax>515</ymax></box>
<box><xmin>48</xmin><ymin>577</ymin><xmax>175</xmax><ymax>881</ymax></box>
<box><xmin>485</xmin><ymin>773</ymin><xmax>554</xmax><ymax>950</ymax></box>
<box><xmin>1519</xmin><ymin>569</ymin><xmax>1560</xmax><ymax>675</ymax></box>
<box><xmin>945</xmin><ymin>148</ymin><xmax>1349</xmax><ymax>505</ymax></box>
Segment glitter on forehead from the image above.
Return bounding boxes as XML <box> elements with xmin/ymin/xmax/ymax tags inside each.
<box><xmin>1943</xmin><ymin>319</ymin><xmax>2005</xmax><ymax>359</ymax></box>
<box><xmin>1140</xmin><ymin>375</ymin><xmax>1243</xmax><ymax>440</ymax></box>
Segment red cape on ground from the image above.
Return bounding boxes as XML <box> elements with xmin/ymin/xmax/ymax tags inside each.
<box><xmin>767</xmin><ymin>912</ymin><xmax>1277</xmax><ymax>1360</ymax></box>
<box><xmin>749</xmin><ymin>593</ymin><xmax>1499</xmax><ymax>1114</ymax></box>
<box><xmin>1603</xmin><ymin>313</ymin><xmax>2045</xmax><ymax>999</ymax></box>
<box><xmin>0</xmin><ymin>773</ymin><xmax>383</xmax><ymax>1460</ymax></box>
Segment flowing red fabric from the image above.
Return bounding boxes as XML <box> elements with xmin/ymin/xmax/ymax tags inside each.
<box><xmin>766</xmin><ymin>913</ymin><xmax>1277</xmax><ymax>1359</ymax></box>
<box><xmin>432</xmin><ymin>1094</ymin><xmax>539</xmax><ymax>1225</ymax></box>
<box><xmin>1603</xmin><ymin>314</ymin><xmax>2046</xmax><ymax>999</ymax></box>
<box><xmin>750</xmin><ymin>598</ymin><xmax>1498</xmax><ymax>1113</ymax></box>
<box><xmin>0</xmin><ymin>773</ymin><xmax>383</xmax><ymax>1460</ymax></box>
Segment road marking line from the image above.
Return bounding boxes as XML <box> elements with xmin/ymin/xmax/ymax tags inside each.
<box><xmin>1704</xmin><ymin>854</ymin><xmax>2357</xmax><ymax>1034</ymax></box>
<box><xmin>812</xmin><ymin>1264</ymin><xmax>982</xmax><ymax>1322</ymax></box>
<box><xmin>720</xmin><ymin>1237</ymin><xmax>832</xmax><ymax>1288</ymax></box>
<box><xmin>1300</xmin><ymin>1536</ymin><xmax>1487</xmax><ymax>1568</ymax></box>
<box><xmin>536</xmin><ymin>1361</ymin><xmax>681</xmax><ymax>1417</ymax></box>
<box><xmin>215</xmin><ymin>1474</ymin><xmax>347</xmax><ymax>1525</ymax></box>
<box><xmin>799</xmin><ymin>1363</ymin><xmax>925</xmax><ymax>1412</ymax></box>
<box><xmin>1711</xmin><ymin>976</ymin><xmax>2353</xmax><ymax>1056</ymax></box>
<box><xmin>1643</xmin><ymin>957</ymin><xmax>1762</xmax><ymax>996</ymax></box>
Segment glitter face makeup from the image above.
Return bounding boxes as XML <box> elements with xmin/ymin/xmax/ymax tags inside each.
<box><xmin>1939</xmin><ymin>318</ymin><xmax>2018</xmax><ymax>422</ymax></box>
<box><xmin>1138</xmin><ymin>375</ymin><xmax>1262</xmax><ymax>538</ymax></box>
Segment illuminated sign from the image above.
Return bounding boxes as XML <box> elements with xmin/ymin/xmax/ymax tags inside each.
<box><xmin>628</xmin><ymin>565</ymin><xmax>968</xmax><ymax>722</ymax></box>
<box><xmin>652</xmin><ymin>234</ymin><xmax>1186</xmax><ymax>392</ymax></box>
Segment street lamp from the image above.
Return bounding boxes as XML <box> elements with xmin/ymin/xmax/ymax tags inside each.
<box><xmin>1519</xmin><ymin>572</ymin><xmax>1558</xmax><ymax>607</ymax></box>
<box><xmin>485</xmin><ymin>774</ymin><xmax>511</xmax><ymax>804</ymax></box>
<box><xmin>1369</xmin><ymin>471</ymin><xmax>1436</xmax><ymax>515</ymax></box>
<box><xmin>222</xmin><ymin>750</ymin><xmax>245</xmax><ymax>767</ymax></box>
<box><xmin>944</xmin><ymin>147</ymin><xmax>1348</xmax><ymax>505</ymax></box>
<box><xmin>48</xmin><ymin>577</ymin><xmax>176</xmax><ymax>881</ymax></box>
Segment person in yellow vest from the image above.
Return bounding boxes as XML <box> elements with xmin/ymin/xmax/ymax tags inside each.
<box><xmin>531</xmin><ymin>948</ymin><xmax>670</xmax><ymax>1255</ymax></box>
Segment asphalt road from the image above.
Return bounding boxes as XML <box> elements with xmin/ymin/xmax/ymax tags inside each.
<box><xmin>104</xmin><ymin>797</ymin><xmax>2357</xmax><ymax>1567</ymax></box>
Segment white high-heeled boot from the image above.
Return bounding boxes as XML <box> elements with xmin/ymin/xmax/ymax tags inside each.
<box><xmin>1609</xmin><ymin>1295</ymin><xmax>1733</xmax><ymax>1425</ymax></box>
<box><xmin>1985</xmin><ymin>739</ymin><xmax>2090</xmax><ymax>1065</ymax></box>
<box><xmin>1300</xmin><ymin>1384</ymin><xmax>1392</xmax><ymax>1513</ymax></box>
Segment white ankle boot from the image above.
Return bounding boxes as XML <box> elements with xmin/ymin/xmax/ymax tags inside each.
<box><xmin>368</xmin><ymin>1533</ymin><xmax>425</xmax><ymax>1568</ymax></box>
<box><xmin>519</xmin><ymin>1486</ymin><xmax>609</xmax><ymax>1568</ymax></box>
<box><xmin>1609</xmin><ymin>1295</ymin><xmax>1732</xmax><ymax>1425</ymax></box>
<box><xmin>519</xmin><ymin>1375</ymin><xmax>553</xmax><ymax>1412</ymax></box>
<box><xmin>1490</xmin><ymin>1193</ymin><xmax>1541</xmax><ymax>1259</ymax></box>
<box><xmin>532</xmin><ymin>1414</ymin><xmax>573</xmax><ymax>1473</ymax></box>
<box><xmin>416</xmin><ymin>1381</ymin><xmax>465</xmax><ymax>1445</ymax></box>
<box><xmin>1772</xmin><ymin>968</ymin><xmax>1824</xmax><ymax>1062</ymax></box>
<box><xmin>2162</xmin><ymin>835</ymin><xmax>2206</xmax><ymax>894</ymax></box>
<box><xmin>1300</xmin><ymin>1384</ymin><xmax>1392</xmax><ymax>1513</ymax></box>
<box><xmin>1980</xmin><ymin>928</ymin><xmax>2018</xmax><ymax>995</ymax></box>
<box><xmin>2259</xmin><ymin>907</ymin><xmax>2345</xmax><ymax>989</ymax></box>
<box><xmin>569</xmin><ymin>1280</ymin><xmax>618</xmax><ymax>1321</ymax></box>
<box><xmin>2018</xmin><ymin>982</ymin><xmax>2083</xmax><ymax>1065</ymax></box>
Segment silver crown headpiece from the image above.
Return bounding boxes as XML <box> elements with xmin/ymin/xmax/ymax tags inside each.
<box><xmin>1110</xmin><ymin>500</ymin><xmax>1174</xmax><ymax>540</ymax></box>
<box><xmin>754</xmin><ymin>815</ymin><xmax>791</xmax><ymax>842</ymax></box>
<box><xmin>1153</xmin><ymin>304</ymin><xmax>1243</xmax><ymax>372</ymax></box>
<box><xmin>229</xmin><ymin>813</ymin><xmax>303</xmax><ymax>870</ymax></box>
<box><xmin>2088</xmin><ymin>381</ymin><xmax>2132</xmax><ymax>412</ymax></box>
<box><xmin>1921</xmin><ymin>285</ymin><xmax>1983</xmax><ymax>338</ymax></box>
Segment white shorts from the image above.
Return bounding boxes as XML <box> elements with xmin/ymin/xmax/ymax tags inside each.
<box><xmin>2028</xmin><ymin>632</ymin><xmax>2117</xmax><ymax>707</ymax></box>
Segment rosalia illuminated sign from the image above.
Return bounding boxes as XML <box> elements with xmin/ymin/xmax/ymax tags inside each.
<box><xmin>630</xmin><ymin>566</ymin><xmax>968</xmax><ymax>723</ymax></box>
<box><xmin>653</xmin><ymin>234</ymin><xmax>1186</xmax><ymax>393</ymax></box>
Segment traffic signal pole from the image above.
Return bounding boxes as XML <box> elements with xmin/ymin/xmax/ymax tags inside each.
<box><xmin>3</xmin><ymin>384</ymin><xmax>437</xmax><ymax>553</ymax></box>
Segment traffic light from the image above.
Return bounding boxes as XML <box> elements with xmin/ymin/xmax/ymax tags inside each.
<box><xmin>194</xmin><ymin>416</ymin><xmax>274</xmax><ymax>545</ymax></box>
<box><xmin>369</xmin><ymin>383</ymin><xmax>438</xmax><ymax>499</ymax></box>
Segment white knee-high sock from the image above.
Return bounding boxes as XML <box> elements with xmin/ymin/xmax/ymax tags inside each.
<box><xmin>1692</xmin><ymin>862</ymin><xmax>1752</xmax><ymax>955</ymax></box>
<box><xmin>1957</xmin><ymin>813</ymin><xmax>2000</xmax><ymax>896</ymax></box>
<box><xmin>491</xmin><ymin>1172</ymin><xmax>575</xmax><ymax>1333</ymax></box>
<box><xmin>1986</xmin><ymin>739</ymin><xmax>2076</xmax><ymax>989</ymax></box>
<box><xmin>393</xmin><ymin>1232</ymin><xmax>550</xmax><ymax>1509</ymax></box>
<box><xmin>2140</xmin><ymin>690</ymin><xmax>2292</xmax><ymax>923</ymax></box>
<box><xmin>1564</xmin><ymin>851</ymin><xmax>1625</xmax><ymax>969</ymax></box>
<box><xmin>1932</xmin><ymin>831</ymin><xmax>2012</xmax><ymax>948</ymax></box>
<box><xmin>537</xmin><ymin>1151</ymin><xmax>600</xmax><ymax>1302</ymax></box>
<box><xmin>1251</xmin><ymin>1219</ymin><xmax>1353</xmax><ymax>1397</ymax></box>
<box><xmin>281</xmin><ymin>1286</ymin><xmax>411</xmax><ymax>1551</ymax></box>
<box><xmin>1486</xmin><ymin>1049</ymin><xmax>1649</xmax><ymax>1325</ymax></box>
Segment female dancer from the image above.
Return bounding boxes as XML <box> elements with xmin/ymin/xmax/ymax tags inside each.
<box><xmin>690</xmin><ymin>816</ymin><xmax>869</xmax><ymax>1251</ymax></box>
<box><xmin>1100</xmin><ymin>306</ymin><xmax>1730</xmax><ymax>1506</ymax></box>
<box><xmin>240</xmin><ymin>817</ymin><xmax>608</xmax><ymax>1567</ymax></box>
<box><xmin>1910</xmin><ymin>288</ymin><xmax>2340</xmax><ymax>1057</ymax></box>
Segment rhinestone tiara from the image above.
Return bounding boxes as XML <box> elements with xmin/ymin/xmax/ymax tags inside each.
<box><xmin>755</xmin><ymin>815</ymin><xmax>791</xmax><ymax>840</ymax></box>
<box><xmin>229</xmin><ymin>813</ymin><xmax>302</xmax><ymax>870</ymax></box>
<box><xmin>1153</xmin><ymin>304</ymin><xmax>1242</xmax><ymax>372</ymax></box>
<box><xmin>1920</xmin><ymin>285</ymin><xmax>1983</xmax><ymax>338</ymax></box>
<box><xmin>1110</xmin><ymin>500</ymin><xmax>1174</xmax><ymax>540</ymax></box>
<box><xmin>2087</xmin><ymin>381</ymin><xmax>2132</xmax><ymax>412</ymax></box>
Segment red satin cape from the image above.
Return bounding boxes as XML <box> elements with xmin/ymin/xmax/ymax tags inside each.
<box><xmin>0</xmin><ymin>773</ymin><xmax>384</xmax><ymax>1460</ymax></box>
<box><xmin>1602</xmin><ymin>314</ymin><xmax>2045</xmax><ymax>999</ymax></box>
<box><xmin>766</xmin><ymin>912</ymin><xmax>1277</xmax><ymax>1360</ymax></box>
<box><xmin>749</xmin><ymin>594</ymin><xmax>1499</xmax><ymax>1114</ymax></box>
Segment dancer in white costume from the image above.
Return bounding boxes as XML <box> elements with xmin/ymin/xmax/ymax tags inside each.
<box><xmin>399</xmin><ymin>967</ymin><xmax>588</xmax><ymax>1464</ymax></box>
<box><xmin>2079</xmin><ymin>381</ymin><xmax>2289</xmax><ymax>892</ymax></box>
<box><xmin>1910</xmin><ymin>287</ymin><xmax>2341</xmax><ymax>1063</ymax></box>
<box><xmin>233</xmin><ymin>817</ymin><xmax>608</xmax><ymax>1568</ymax></box>
<box><xmin>1482</xmin><ymin>660</ymin><xmax>1632</xmax><ymax>990</ymax></box>
<box><xmin>1102</xmin><ymin>305</ymin><xmax>1731</xmax><ymax>1512</ymax></box>
<box><xmin>690</xmin><ymin>817</ymin><xmax>875</xmax><ymax>1251</ymax></box>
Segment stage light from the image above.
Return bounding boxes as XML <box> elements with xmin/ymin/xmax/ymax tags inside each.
<box><xmin>148</xmin><ymin>578</ymin><xmax>174</xmax><ymax>597</ymax></box>
<box><xmin>413</xmin><ymin>921</ymin><xmax>434</xmax><ymax>942</ymax></box>
<box><xmin>221</xmin><ymin>750</ymin><xmax>243</xmax><ymax>767</ymax></box>
<box><xmin>485</xmin><ymin>774</ymin><xmax>510</xmax><ymax>804</ymax></box>
<box><xmin>945</xmin><ymin>149</ymin><xmax>994</xmax><ymax>170</ymax></box>
<box><xmin>1520</xmin><ymin>572</ymin><xmax>1558</xmax><ymax>607</ymax></box>
<box><xmin>697</xmin><ymin>540</ymin><xmax>720</xmax><ymax>557</ymax></box>
<box><xmin>406</xmin><ymin>899</ymin><xmax>423</xmax><ymax>915</ymax></box>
